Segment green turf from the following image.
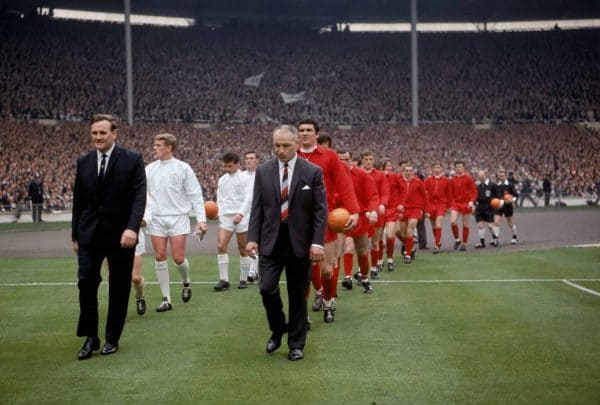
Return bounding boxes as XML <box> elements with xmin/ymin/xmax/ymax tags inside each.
<box><xmin>1</xmin><ymin>248</ymin><xmax>599</xmax><ymax>404</ymax></box>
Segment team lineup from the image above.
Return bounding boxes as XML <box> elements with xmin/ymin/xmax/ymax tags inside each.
<box><xmin>73</xmin><ymin>115</ymin><xmax>520</xmax><ymax>362</ymax></box>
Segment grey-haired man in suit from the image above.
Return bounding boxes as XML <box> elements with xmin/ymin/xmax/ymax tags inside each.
<box><xmin>246</xmin><ymin>125</ymin><xmax>327</xmax><ymax>361</ymax></box>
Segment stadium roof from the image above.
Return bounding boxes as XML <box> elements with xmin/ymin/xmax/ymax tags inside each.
<box><xmin>5</xmin><ymin>0</ymin><xmax>600</xmax><ymax>25</ymax></box>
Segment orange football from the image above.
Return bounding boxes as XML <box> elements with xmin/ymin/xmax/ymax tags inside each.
<box><xmin>328</xmin><ymin>208</ymin><xmax>350</xmax><ymax>233</ymax></box>
<box><xmin>204</xmin><ymin>201</ymin><xmax>219</xmax><ymax>220</ymax></box>
<box><xmin>490</xmin><ymin>198</ymin><xmax>503</xmax><ymax>209</ymax></box>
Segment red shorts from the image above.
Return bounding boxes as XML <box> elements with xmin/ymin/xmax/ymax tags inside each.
<box><xmin>325</xmin><ymin>227</ymin><xmax>338</xmax><ymax>243</ymax></box>
<box><xmin>346</xmin><ymin>213</ymin><xmax>369</xmax><ymax>238</ymax></box>
<box><xmin>367</xmin><ymin>224</ymin><xmax>375</xmax><ymax>238</ymax></box>
<box><xmin>398</xmin><ymin>207</ymin><xmax>422</xmax><ymax>222</ymax></box>
<box><xmin>427</xmin><ymin>204</ymin><xmax>447</xmax><ymax>219</ymax></box>
<box><xmin>451</xmin><ymin>202</ymin><xmax>473</xmax><ymax>215</ymax></box>
<box><xmin>375</xmin><ymin>210</ymin><xmax>386</xmax><ymax>228</ymax></box>
<box><xmin>385</xmin><ymin>207</ymin><xmax>399</xmax><ymax>223</ymax></box>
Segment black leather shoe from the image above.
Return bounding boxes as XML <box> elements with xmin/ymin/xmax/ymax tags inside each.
<box><xmin>78</xmin><ymin>337</ymin><xmax>100</xmax><ymax>360</ymax></box>
<box><xmin>288</xmin><ymin>349</ymin><xmax>304</xmax><ymax>361</ymax></box>
<box><xmin>266</xmin><ymin>338</ymin><xmax>281</xmax><ymax>353</ymax></box>
<box><xmin>100</xmin><ymin>342</ymin><xmax>119</xmax><ymax>356</ymax></box>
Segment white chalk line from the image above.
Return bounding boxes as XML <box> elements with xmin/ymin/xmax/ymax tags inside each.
<box><xmin>562</xmin><ymin>279</ymin><xmax>600</xmax><ymax>297</ymax></box>
<box><xmin>2</xmin><ymin>278</ymin><xmax>600</xmax><ymax>287</ymax></box>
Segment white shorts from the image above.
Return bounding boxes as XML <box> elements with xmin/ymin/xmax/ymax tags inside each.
<box><xmin>218</xmin><ymin>214</ymin><xmax>249</xmax><ymax>233</ymax></box>
<box><xmin>147</xmin><ymin>215</ymin><xmax>190</xmax><ymax>237</ymax></box>
<box><xmin>135</xmin><ymin>230</ymin><xmax>146</xmax><ymax>256</ymax></box>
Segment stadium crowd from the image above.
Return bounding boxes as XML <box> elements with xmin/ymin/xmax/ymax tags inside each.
<box><xmin>0</xmin><ymin>17</ymin><xmax>598</xmax><ymax>124</ymax></box>
<box><xmin>1</xmin><ymin>120</ymin><xmax>599</xmax><ymax>215</ymax></box>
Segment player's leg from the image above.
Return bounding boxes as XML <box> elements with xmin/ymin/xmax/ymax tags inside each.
<box><xmin>132</xmin><ymin>231</ymin><xmax>146</xmax><ymax>315</ymax></box>
<box><xmin>354</xmin><ymin>234</ymin><xmax>373</xmax><ymax>293</ymax></box>
<box><xmin>460</xmin><ymin>213</ymin><xmax>471</xmax><ymax>250</ymax></box>
<box><xmin>236</xmin><ymin>231</ymin><xmax>250</xmax><ymax>289</ymax></box>
<box><xmin>215</xmin><ymin>226</ymin><xmax>234</xmax><ymax>291</ymax></box>
<box><xmin>404</xmin><ymin>218</ymin><xmax>419</xmax><ymax>262</ymax></box>
<box><xmin>384</xmin><ymin>221</ymin><xmax>397</xmax><ymax>270</ymax></box>
<box><xmin>169</xmin><ymin>233</ymin><xmax>191</xmax><ymax>301</ymax></box>
<box><xmin>150</xmin><ymin>235</ymin><xmax>172</xmax><ymax>311</ymax></box>
<box><xmin>450</xmin><ymin>209</ymin><xmax>461</xmax><ymax>249</ymax></box>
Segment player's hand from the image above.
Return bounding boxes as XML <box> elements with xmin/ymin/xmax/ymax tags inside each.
<box><xmin>367</xmin><ymin>211</ymin><xmax>378</xmax><ymax>225</ymax></box>
<box><xmin>246</xmin><ymin>241</ymin><xmax>258</xmax><ymax>259</ymax></box>
<box><xmin>468</xmin><ymin>201</ymin><xmax>474</xmax><ymax>208</ymax></box>
<box><xmin>310</xmin><ymin>245</ymin><xmax>324</xmax><ymax>262</ymax></box>
<box><xmin>140</xmin><ymin>219</ymin><xmax>146</xmax><ymax>227</ymax></box>
<box><xmin>378</xmin><ymin>204</ymin><xmax>386</xmax><ymax>215</ymax></box>
<box><xmin>233</xmin><ymin>213</ymin><xmax>243</xmax><ymax>225</ymax></box>
<box><xmin>344</xmin><ymin>213</ymin><xmax>359</xmax><ymax>231</ymax></box>
<box><xmin>397</xmin><ymin>204</ymin><xmax>405</xmax><ymax>212</ymax></box>
<box><xmin>120</xmin><ymin>229</ymin><xmax>138</xmax><ymax>248</ymax></box>
<box><xmin>72</xmin><ymin>241</ymin><xmax>78</xmax><ymax>254</ymax></box>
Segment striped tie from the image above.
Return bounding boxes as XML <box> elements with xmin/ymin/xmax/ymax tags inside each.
<box><xmin>280</xmin><ymin>162</ymin><xmax>289</xmax><ymax>222</ymax></box>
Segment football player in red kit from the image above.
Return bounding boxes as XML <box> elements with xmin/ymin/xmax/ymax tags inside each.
<box><xmin>424</xmin><ymin>162</ymin><xmax>450</xmax><ymax>254</ymax></box>
<box><xmin>337</xmin><ymin>150</ymin><xmax>379</xmax><ymax>293</ymax></box>
<box><xmin>396</xmin><ymin>163</ymin><xmax>428</xmax><ymax>264</ymax></box>
<box><xmin>449</xmin><ymin>161</ymin><xmax>478</xmax><ymax>251</ymax></box>
<box><xmin>360</xmin><ymin>150</ymin><xmax>389</xmax><ymax>279</ymax></box>
<box><xmin>382</xmin><ymin>159</ymin><xmax>400</xmax><ymax>270</ymax></box>
<box><xmin>297</xmin><ymin>119</ymin><xmax>360</xmax><ymax>323</ymax></box>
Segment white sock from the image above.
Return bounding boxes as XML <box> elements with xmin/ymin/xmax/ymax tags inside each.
<box><xmin>478</xmin><ymin>228</ymin><xmax>486</xmax><ymax>240</ymax></box>
<box><xmin>248</xmin><ymin>255</ymin><xmax>258</xmax><ymax>277</ymax></box>
<box><xmin>512</xmin><ymin>224</ymin><xmax>517</xmax><ymax>237</ymax></box>
<box><xmin>217</xmin><ymin>254</ymin><xmax>229</xmax><ymax>282</ymax></box>
<box><xmin>377</xmin><ymin>258</ymin><xmax>383</xmax><ymax>266</ymax></box>
<box><xmin>176</xmin><ymin>258</ymin><xmax>190</xmax><ymax>285</ymax></box>
<box><xmin>240</xmin><ymin>256</ymin><xmax>250</xmax><ymax>281</ymax></box>
<box><xmin>154</xmin><ymin>260</ymin><xmax>170</xmax><ymax>302</ymax></box>
<box><xmin>493</xmin><ymin>226</ymin><xmax>500</xmax><ymax>238</ymax></box>
<box><xmin>387</xmin><ymin>258</ymin><xmax>393</xmax><ymax>264</ymax></box>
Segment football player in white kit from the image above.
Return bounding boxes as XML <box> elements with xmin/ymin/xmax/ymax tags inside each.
<box><xmin>144</xmin><ymin>133</ymin><xmax>208</xmax><ymax>312</ymax></box>
<box><xmin>242</xmin><ymin>151</ymin><xmax>259</xmax><ymax>282</ymax></box>
<box><xmin>213</xmin><ymin>152</ymin><xmax>253</xmax><ymax>290</ymax></box>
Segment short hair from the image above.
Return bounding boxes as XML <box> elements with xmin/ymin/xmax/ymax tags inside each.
<box><xmin>454</xmin><ymin>160</ymin><xmax>464</xmax><ymax>167</ymax></box>
<box><xmin>273</xmin><ymin>125</ymin><xmax>298</xmax><ymax>139</ymax></box>
<box><xmin>398</xmin><ymin>160</ymin><xmax>408</xmax><ymax>167</ymax></box>
<box><xmin>222</xmin><ymin>152</ymin><xmax>240</xmax><ymax>164</ymax></box>
<box><xmin>498</xmin><ymin>168</ymin><xmax>507</xmax><ymax>175</ymax></box>
<box><xmin>297</xmin><ymin>118</ymin><xmax>319</xmax><ymax>133</ymax></box>
<box><xmin>317</xmin><ymin>134</ymin><xmax>332</xmax><ymax>147</ymax></box>
<box><xmin>154</xmin><ymin>133</ymin><xmax>177</xmax><ymax>152</ymax></box>
<box><xmin>244</xmin><ymin>150</ymin><xmax>259</xmax><ymax>160</ymax></box>
<box><xmin>360</xmin><ymin>149</ymin><xmax>374</xmax><ymax>159</ymax></box>
<box><xmin>336</xmin><ymin>148</ymin><xmax>350</xmax><ymax>156</ymax></box>
<box><xmin>91</xmin><ymin>114</ymin><xmax>118</xmax><ymax>131</ymax></box>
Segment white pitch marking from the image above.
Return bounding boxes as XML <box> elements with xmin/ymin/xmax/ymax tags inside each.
<box><xmin>562</xmin><ymin>279</ymin><xmax>600</xmax><ymax>297</ymax></box>
<box><xmin>2</xmin><ymin>279</ymin><xmax>600</xmax><ymax>287</ymax></box>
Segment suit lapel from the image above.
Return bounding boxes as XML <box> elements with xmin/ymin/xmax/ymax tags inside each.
<box><xmin>271</xmin><ymin>159</ymin><xmax>281</xmax><ymax>204</ymax></box>
<box><xmin>103</xmin><ymin>146</ymin><xmax>121</xmax><ymax>181</ymax></box>
<box><xmin>288</xmin><ymin>157</ymin><xmax>302</xmax><ymax>202</ymax></box>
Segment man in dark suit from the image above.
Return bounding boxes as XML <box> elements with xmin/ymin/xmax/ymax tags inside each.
<box><xmin>246</xmin><ymin>125</ymin><xmax>327</xmax><ymax>361</ymax></box>
<box><xmin>72</xmin><ymin>114</ymin><xmax>146</xmax><ymax>360</ymax></box>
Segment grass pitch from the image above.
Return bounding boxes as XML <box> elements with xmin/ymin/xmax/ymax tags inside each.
<box><xmin>1</xmin><ymin>248</ymin><xmax>599</xmax><ymax>404</ymax></box>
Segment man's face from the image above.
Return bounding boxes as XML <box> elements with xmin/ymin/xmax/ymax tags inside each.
<box><xmin>478</xmin><ymin>170</ymin><xmax>486</xmax><ymax>182</ymax></box>
<box><xmin>498</xmin><ymin>172</ymin><xmax>507</xmax><ymax>182</ymax></box>
<box><xmin>337</xmin><ymin>152</ymin><xmax>351</xmax><ymax>169</ymax></box>
<box><xmin>403</xmin><ymin>165</ymin><xmax>414</xmax><ymax>180</ymax></box>
<box><xmin>223</xmin><ymin>161</ymin><xmax>240</xmax><ymax>174</ymax></box>
<box><xmin>244</xmin><ymin>153</ymin><xmax>258</xmax><ymax>171</ymax></box>
<box><xmin>361</xmin><ymin>155</ymin><xmax>374</xmax><ymax>171</ymax></box>
<box><xmin>455</xmin><ymin>163</ymin><xmax>465</xmax><ymax>175</ymax></box>
<box><xmin>90</xmin><ymin>120</ymin><xmax>117</xmax><ymax>153</ymax></box>
<box><xmin>297</xmin><ymin>124</ymin><xmax>317</xmax><ymax>148</ymax></box>
<box><xmin>383</xmin><ymin>161</ymin><xmax>394</xmax><ymax>173</ymax></box>
<box><xmin>273</xmin><ymin>130</ymin><xmax>297</xmax><ymax>162</ymax></box>
<box><xmin>152</xmin><ymin>140</ymin><xmax>172</xmax><ymax>160</ymax></box>
<box><xmin>432</xmin><ymin>164</ymin><xmax>442</xmax><ymax>176</ymax></box>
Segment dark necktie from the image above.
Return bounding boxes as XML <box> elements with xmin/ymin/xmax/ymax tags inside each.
<box><xmin>280</xmin><ymin>163</ymin><xmax>289</xmax><ymax>222</ymax></box>
<box><xmin>98</xmin><ymin>153</ymin><xmax>107</xmax><ymax>182</ymax></box>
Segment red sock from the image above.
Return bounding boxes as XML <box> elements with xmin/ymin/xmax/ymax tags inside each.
<box><xmin>451</xmin><ymin>223</ymin><xmax>459</xmax><ymax>239</ymax></box>
<box><xmin>322</xmin><ymin>274</ymin><xmax>333</xmax><ymax>300</ymax></box>
<box><xmin>386</xmin><ymin>237</ymin><xmax>395</xmax><ymax>259</ymax></box>
<box><xmin>311</xmin><ymin>263</ymin><xmax>322</xmax><ymax>291</ymax></box>
<box><xmin>405</xmin><ymin>236</ymin><xmax>414</xmax><ymax>256</ymax></box>
<box><xmin>378</xmin><ymin>240</ymin><xmax>384</xmax><ymax>261</ymax></box>
<box><xmin>434</xmin><ymin>227</ymin><xmax>442</xmax><ymax>246</ymax></box>
<box><xmin>462</xmin><ymin>226</ymin><xmax>470</xmax><ymax>244</ymax></box>
<box><xmin>370</xmin><ymin>248</ymin><xmax>379</xmax><ymax>268</ymax></box>
<box><xmin>358</xmin><ymin>254</ymin><xmax>370</xmax><ymax>279</ymax></box>
<box><xmin>332</xmin><ymin>264</ymin><xmax>340</xmax><ymax>298</ymax></box>
<box><xmin>343</xmin><ymin>253</ymin><xmax>354</xmax><ymax>277</ymax></box>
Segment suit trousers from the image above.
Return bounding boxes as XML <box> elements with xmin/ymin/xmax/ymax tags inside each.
<box><xmin>258</xmin><ymin>223</ymin><xmax>311</xmax><ymax>350</ymax></box>
<box><xmin>77</xmin><ymin>245</ymin><xmax>134</xmax><ymax>344</ymax></box>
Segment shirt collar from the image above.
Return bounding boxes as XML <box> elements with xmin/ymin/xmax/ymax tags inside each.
<box><xmin>97</xmin><ymin>143</ymin><xmax>116</xmax><ymax>159</ymax></box>
<box><xmin>279</xmin><ymin>154</ymin><xmax>298</xmax><ymax>170</ymax></box>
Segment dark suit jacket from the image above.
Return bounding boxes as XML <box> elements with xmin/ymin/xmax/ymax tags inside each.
<box><xmin>248</xmin><ymin>156</ymin><xmax>327</xmax><ymax>258</ymax></box>
<box><xmin>72</xmin><ymin>145</ymin><xmax>146</xmax><ymax>248</ymax></box>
